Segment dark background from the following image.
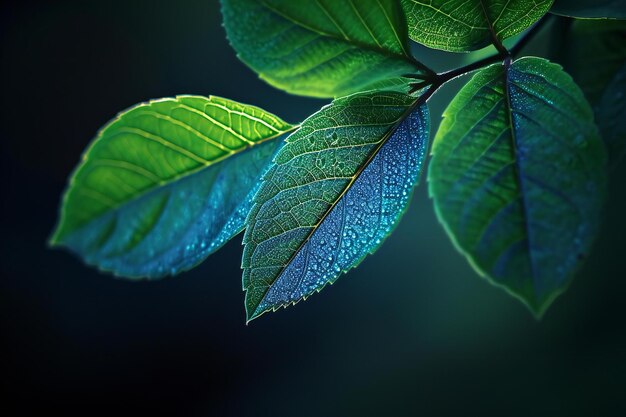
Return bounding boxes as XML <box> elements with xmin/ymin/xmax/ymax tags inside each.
<box><xmin>2</xmin><ymin>1</ymin><xmax>625</xmax><ymax>416</ymax></box>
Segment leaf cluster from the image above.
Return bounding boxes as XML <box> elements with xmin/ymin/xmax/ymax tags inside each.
<box><xmin>51</xmin><ymin>0</ymin><xmax>626</xmax><ymax>321</ymax></box>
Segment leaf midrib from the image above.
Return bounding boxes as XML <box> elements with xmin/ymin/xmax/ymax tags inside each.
<box><xmin>478</xmin><ymin>0</ymin><xmax>503</xmax><ymax>48</ymax></box>
<box><xmin>248</xmin><ymin>99</ymin><xmax>420</xmax><ymax>318</ymax></box>
<box><xmin>501</xmin><ymin>61</ymin><xmax>539</xmax><ymax>295</ymax></box>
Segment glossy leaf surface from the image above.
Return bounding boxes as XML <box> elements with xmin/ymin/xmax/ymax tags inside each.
<box><xmin>400</xmin><ymin>0</ymin><xmax>553</xmax><ymax>52</ymax></box>
<box><xmin>51</xmin><ymin>96</ymin><xmax>294</xmax><ymax>278</ymax></box>
<box><xmin>221</xmin><ymin>0</ymin><xmax>432</xmax><ymax>98</ymax></box>
<box><xmin>429</xmin><ymin>58</ymin><xmax>607</xmax><ymax>316</ymax></box>
<box><xmin>551</xmin><ymin>0</ymin><xmax>626</xmax><ymax>19</ymax></box>
<box><xmin>243</xmin><ymin>92</ymin><xmax>429</xmax><ymax>321</ymax></box>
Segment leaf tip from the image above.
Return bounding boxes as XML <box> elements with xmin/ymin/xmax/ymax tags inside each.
<box><xmin>243</xmin><ymin>292</ymin><xmax>264</xmax><ymax>323</ymax></box>
<box><xmin>510</xmin><ymin>286</ymin><xmax>566</xmax><ymax>321</ymax></box>
<box><xmin>524</xmin><ymin>298</ymin><xmax>548</xmax><ymax>321</ymax></box>
<box><xmin>47</xmin><ymin>226</ymin><xmax>64</xmax><ymax>248</ymax></box>
<box><xmin>245</xmin><ymin>306</ymin><xmax>264</xmax><ymax>324</ymax></box>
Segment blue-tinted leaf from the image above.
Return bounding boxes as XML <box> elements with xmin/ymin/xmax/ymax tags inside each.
<box><xmin>60</xmin><ymin>140</ymin><xmax>283</xmax><ymax>278</ymax></box>
<box><xmin>429</xmin><ymin>58</ymin><xmax>608</xmax><ymax>316</ymax></box>
<box><xmin>243</xmin><ymin>92</ymin><xmax>430</xmax><ymax>321</ymax></box>
<box><xmin>51</xmin><ymin>96</ymin><xmax>295</xmax><ymax>278</ymax></box>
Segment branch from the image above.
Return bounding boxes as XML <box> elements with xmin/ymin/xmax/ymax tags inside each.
<box><xmin>437</xmin><ymin>53</ymin><xmax>504</xmax><ymax>84</ymax></box>
<box><xmin>408</xmin><ymin>52</ymin><xmax>503</xmax><ymax>94</ymax></box>
<box><xmin>408</xmin><ymin>13</ymin><xmax>552</xmax><ymax>97</ymax></box>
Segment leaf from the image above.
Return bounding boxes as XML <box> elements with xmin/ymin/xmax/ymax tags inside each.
<box><xmin>50</xmin><ymin>96</ymin><xmax>295</xmax><ymax>278</ymax></box>
<box><xmin>242</xmin><ymin>91</ymin><xmax>430</xmax><ymax>321</ymax></box>
<box><xmin>551</xmin><ymin>0</ymin><xmax>626</xmax><ymax>19</ymax></box>
<box><xmin>428</xmin><ymin>57</ymin><xmax>607</xmax><ymax>316</ymax></box>
<box><xmin>596</xmin><ymin>62</ymin><xmax>626</xmax><ymax>164</ymax></box>
<box><xmin>221</xmin><ymin>0</ymin><xmax>433</xmax><ymax>98</ymax></box>
<box><xmin>400</xmin><ymin>0</ymin><xmax>553</xmax><ymax>52</ymax></box>
<box><xmin>559</xmin><ymin>20</ymin><xmax>626</xmax><ymax>103</ymax></box>
<box><xmin>557</xmin><ymin>20</ymin><xmax>626</xmax><ymax>164</ymax></box>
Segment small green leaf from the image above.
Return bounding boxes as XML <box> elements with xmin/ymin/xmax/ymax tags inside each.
<box><xmin>51</xmin><ymin>96</ymin><xmax>295</xmax><ymax>278</ymax></box>
<box><xmin>242</xmin><ymin>91</ymin><xmax>430</xmax><ymax>321</ymax></box>
<box><xmin>551</xmin><ymin>0</ymin><xmax>626</xmax><ymax>19</ymax></box>
<box><xmin>428</xmin><ymin>57</ymin><xmax>607</xmax><ymax>316</ymax></box>
<box><xmin>400</xmin><ymin>0</ymin><xmax>553</xmax><ymax>52</ymax></box>
<box><xmin>221</xmin><ymin>0</ymin><xmax>432</xmax><ymax>98</ymax></box>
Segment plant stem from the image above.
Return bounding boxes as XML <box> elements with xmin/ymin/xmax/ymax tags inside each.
<box><xmin>414</xmin><ymin>83</ymin><xmax>439</xmax><ymax>103</ymax></box>
<box><xmin>478</xmin><ymin>0</ymin><xmax>509</xmax><ymax>57</ymax></box>
<box><xmin>409</xmin><ymin>13</ymin><xmax>552</xmax><ymax>96</ymax></box>
<box><xmin>437</xmin><ymin>53</ymin><xmax>503</xmax><ymax>83</ymax></box>
<box><xmin>408</xmin><ymin>52</ymin><xmax>503</xmax><ymax>94</ymax></box>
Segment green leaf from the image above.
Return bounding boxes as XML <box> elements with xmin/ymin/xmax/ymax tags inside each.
<box><xmin>242</xmin><ymin>91</ymin><xmax>430</xmax><ymax>321</ymax></box>
<box><xmin>551</xmin><ymin>0</ymin><xmax>626</xmax><ymax>19</ymax></box>
<box><xmin>221</xmin><ymin>0</ymin><xmax>433</xmax><ymax>98</ymax></box>
<box><xmin>51</xmin><ymin>95</ymin><xmax>295</xmax><ymax>278</ymax></box>
<box><xmin>428</xmin><ymin>57</ymin><xmax>607</xmax><ymax>316</ymax></box>
<box><xmin>400</xmin><ymin>0</ymin><xmax>553</xmax><ymax>52</ymax></box>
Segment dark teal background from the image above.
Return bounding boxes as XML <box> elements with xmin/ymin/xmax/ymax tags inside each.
<box><xmin>2</xmin><ymin>1</ymin><xmax>625</xmax><ymax>416</ymax></box>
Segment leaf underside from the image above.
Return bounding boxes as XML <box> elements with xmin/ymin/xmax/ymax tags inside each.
<box><xmin>221</xmin><ymin>0</ymin><xmax>432</xmax><ymax>98</ymax></box>
<box><xmin>243</xmin><ymin>91</ymin><xmax>430</xmax><ymax>321</ymax></box>
<box><xmin>428</xmin><ymin>57</ymin><xmax>607</xmax><ymax>316</ymax></box>
<box><xmin>400</xmin><ymin>0</ymin><xmax>553</xmax><ymax>52</ymax></box>
<box><xmin>51</xmin><ymin>96</ymin><xmax>294</xmax><ymax>278</ymax></box>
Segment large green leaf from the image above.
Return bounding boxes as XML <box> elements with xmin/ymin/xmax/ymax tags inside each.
<box><xmin>551</xmin><ymin>0</ymin><xmax>626</xmax><ymax>19</ymax></box>
<box><xmin>242</xmin><ymin>91</ymin><xmax>430</xmax><ymax>321</ymax></box>
<box><xmin>51</xmin><ymin>96</ymin><xmax>295</xmax><ymax>278</ymax></box>
<box><xmin>400</xmin><ymin>0</ymin><xmax>553</xmax><ymax>52</ymax></box>
<box><xmin>428</xmin><ymin>57</ymin><xmax>607</xmax><ymax>316</ymax></box>
<box><xmin>221</xmin><ymin>0</ymin><xmax>432</xmax><ymax>98</ymax></box>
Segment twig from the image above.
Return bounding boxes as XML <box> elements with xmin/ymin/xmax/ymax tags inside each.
<box><xmin>408</xmin><ymin>13</ymin><xmax>553</xmax><ymax>97</ymax></box>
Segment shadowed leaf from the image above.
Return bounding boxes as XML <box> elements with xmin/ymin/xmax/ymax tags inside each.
<box><xmin>596</xmin><ymin>63</ymin><xmax>626</xmax><ymax>164</ymax></box>
<box><xmin>558</xmin><ymin>20</ymin><xmax>626</xmax><ymax>165</ymax></box>
<box><xmin>428</xmin><ymin>58</ymin><xmax>607</xmax><ymax>316</ymax></box>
